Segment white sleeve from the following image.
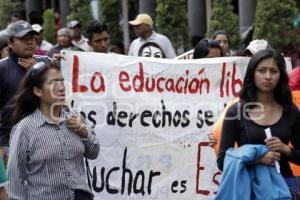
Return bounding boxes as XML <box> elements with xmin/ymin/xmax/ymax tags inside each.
<box><xmin>128</xmin><ymin>39</ymin><xmax>139</xmax><ymax>56</ymax></box>
<box><xmin>163</xmin><ymin>37</ymin><xmax>176</xmax><ymax>58</ymax></box>
<box><xmin>128</xmin><ymin>44</ymin><xmax>134</xmax><ymax>56</ymax></box>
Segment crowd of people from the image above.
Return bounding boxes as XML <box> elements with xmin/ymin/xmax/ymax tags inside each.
<box><xmin>0</xmin><ymin>11</ymin><xmax>299</xmax><ymax>200</ymax></box>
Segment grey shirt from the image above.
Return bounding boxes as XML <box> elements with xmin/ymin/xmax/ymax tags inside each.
<box><xmin>6</xmin><ymin>109</ymin><xmax>100</xmax><ymax>200</ymax></box>
<box><xmin>128</xmin><ymin>31</ymin><xmax>176</xmax><ymax>58</ymax></box>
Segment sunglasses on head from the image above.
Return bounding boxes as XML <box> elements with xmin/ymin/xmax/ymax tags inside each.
<box><xmin>31</xmin><ymin>61</ymin><xmax>46</xmax><ymax>77</ymax></box>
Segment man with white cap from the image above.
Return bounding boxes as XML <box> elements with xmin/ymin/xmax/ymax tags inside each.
<box><xmin>243</xmin><ymin>39</ymin><xmax>270</xmax><ymax>56</ymax></box>
<box><xmin>32</xmin><ymin>24</ymin><xmax>53</xmax><ymax>55</ymax></box>
<box><xmin>67</xmin><ymin>20</ymin><xmax>91</xmax><ymax>51</ymax></box>
<box><xmin>128</xmin><ymin>13</ymin><xmax>176</xmax><ymax>58</ymax></box>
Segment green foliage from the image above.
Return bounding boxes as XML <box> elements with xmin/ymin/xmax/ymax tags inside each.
<box><xmin>254</xmin><ymin>0</ymin><xmax>300</xmax><ymax>53</ymax></box>
<box><xmin>208</xmin><ymin>0</ymin><xmax>240</xmax><ymax>49</ymax></box>
<box><xmin>67</xmin><ymin>0</ymin><xmax>93</xmax><ymax>29</ymax></box>
<box><xmin>156</xmin><ymin>0</ymin><xmax>189</xmax><ymax>51</ymax></box>
<box><xmin>0</xmin><ymin>0</ymin><xmax>22</xmax><ymax>29</ymax></box>
<box><xmin>42</xmin><ymin>9</ymin><xmax>56</xmax><ymax>44</ymax></box>
<box><xmin>99</xmin><ymin>0</ymin><xmax>122</xmax><ymax>44</ymax></box>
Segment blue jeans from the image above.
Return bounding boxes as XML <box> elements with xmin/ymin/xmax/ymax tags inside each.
<box><xmin>285</xmin><ymin>177</ymin><xmax>300</xmax><ymax>199</ymax></box>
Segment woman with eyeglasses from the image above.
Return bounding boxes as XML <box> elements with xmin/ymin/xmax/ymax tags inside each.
<box><xmin>192</xmin><ymin>38</ymin><xmax>223</xmax><ymax>59</ymax></box>
<box><xmin>6</xmin><ymin>63</ymin><xmax>99</xmax><ymax>200</ymax></box>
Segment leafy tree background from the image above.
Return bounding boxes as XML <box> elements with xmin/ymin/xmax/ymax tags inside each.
<box><xmin>67</xmin><ymin>0</ymin><xmax>93</xmax><ymax>29</ymax></box>
<box><xmin>253</xmin><ymin>0</ymin><xmax>300</xmax><ymax>54</ymax></box>
<box><xmin>156</xmin><ymin>0</ymin><xmax>190</xmax><ymax>52</ymax></box>
<box><xmin>42</xmin><ymin>9</ymin><xmax>56</xmax><ymax>44</ymax></box>
<box><xmin>99</xmin><ymin>0</ymin><xmax>123</xmax><ymax>44</ymax></box>
<box><xmin>0</xmin><ymin>0</ymin><xmax>22</xmax><ymax>29</ymax></box>
<box><xmin>208</xmin><ymin>0</ymin><xmax>240</xmax><ymax>49</ymax></box>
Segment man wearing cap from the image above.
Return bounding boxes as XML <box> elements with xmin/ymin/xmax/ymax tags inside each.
<box><xmin>68</xmin><ymin>20</ymin><xmax>92</xmax><ymax>51</ymax></box>
<box><xmin>32</xmin><ymin>24</ymin><xmax>53</xmax><ymax>55</ymax></box>
<box><xmin>0</xmin><ymin>20</ymin><xmax>51</xmax><ymax>154</ymax></box>
<box><xmin>243</xmin><ymin>39</ymin><xmax>270</xmax><ymax>56</ymax></box>
<box><xmin>128</xmin><ymin>13</ymin><xmax>176</xmax><ymax>59</ymax></box>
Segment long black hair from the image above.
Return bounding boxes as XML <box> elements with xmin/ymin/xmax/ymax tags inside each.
<box><xmin>10</xmin><ymin>63</ymin><xmax>60</xmax><ymax>123</ymax></box>
<box><xmin>239</xmin><ymin>49</ymin><xmax>292</xmax><ymax>107</ymax></box>
<box><xmin>192</xmin><ymin>38</ymin><xmax>223</xmax><ymax>59</ymax></box>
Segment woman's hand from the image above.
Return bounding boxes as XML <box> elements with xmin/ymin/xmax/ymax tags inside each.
<box><xmin>66</xmin><ymin>115</ymin><xmax>88</xmax><ymax>138</ymax></box>
<box><xmin>265</xmin><ymin>136</ymin><xmax>291</xmax><ymax>156</ymax></box>
<box><xmin>257</xmin><ymin>151</ymin><xmax>281</xmax><ymax>165</ymax></box>
<box><xmin>207</xmin><ymin>133</ymin><xmax>218</xmax><ymax>147</ymax></box>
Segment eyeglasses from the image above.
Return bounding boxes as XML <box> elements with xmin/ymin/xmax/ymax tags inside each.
<box><xmin>31</xmin><ymin>61</ymin><xmax>46</xmax><ymax>77</ymax></box>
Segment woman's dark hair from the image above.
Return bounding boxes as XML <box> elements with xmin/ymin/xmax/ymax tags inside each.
<box><xmin>239</xmin><ymin>49</ymin><xmax>292</xmax><ymax>107</ymax></box>
<box><xmin>138</xmin><ymin>42</ymin><xmax>166</xmax><ymax>58</ymax></box>
<box><xmin>192</xmin><ymin>38</ymin><xmax>223</xmax><ymax>59</ymax></box>
<box><xmin>212</xmin><ymin>30</ymin><xmax>231</xmax><ymax>45</ymax></box>
<box><xmin>10</xmin><ymin>63</ymin><xmax>60</xmax><ymax>123</ymax></box>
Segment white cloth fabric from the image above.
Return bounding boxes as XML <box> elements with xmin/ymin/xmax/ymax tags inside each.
<box><xmin>40</xmin><ymin>40</ymin><xmax>53</xmax><ymax>52</ymax></box>
<box><xmin>72</xmin><ymin>35</ymin><xmax>92</xmax><ymax>51</ymax></box>
<box><xmin>128</xmin><ymin>31</ymin><xmax>176</xmax><ymax>58</ymax></box>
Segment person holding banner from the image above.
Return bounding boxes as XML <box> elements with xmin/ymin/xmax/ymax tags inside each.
<box><xmin>192</xmin><ymin>38</ymin><xmax>223</xmax><ymax>59</ymax></box>
<box><xmin>86</xmin><ymin>20</ymin><xmax>110</xmax><ymax>54</ymax></box>
<box><xmin>6</xmin><ymin>63</ymin><xmax>100</xmax><ymax>200</ymax></box>
<box><xmin>212</xmin><ymin>30</ymin><xmax>232</xmax><ymax>56</ymax></box>
<box><xmin>217</xmin><ymin>49</ymin><xmax>300</xmax><ymax>197</ymax></box>
<box><xmin>138</xmin><ymin>41</ymin><xmax>166</xmax><ymax>58</ymax></box>
<box><xmin>128</xmin><ymin>13</ymin><xmax>176</xmax><ymax>58</ymax></box>
<box><xmin>48</xmin><ymin>28</ymin><xmax>83</xmax><ymax>58</ymax></box>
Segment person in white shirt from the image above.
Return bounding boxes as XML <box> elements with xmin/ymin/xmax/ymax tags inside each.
<box><xmin>67</xmin><ymin>20</ymin><xmax>92</xmax><ymax>52</ymax></box>
<box><xmin>128</xmin><ymin>13</ymin><xmax>176</xmax><ymax>59</ymax></box>
<box><xmin>32</xmin><ymin>24</ymin><xmax>53</xmax><ymax>55</ymax></box>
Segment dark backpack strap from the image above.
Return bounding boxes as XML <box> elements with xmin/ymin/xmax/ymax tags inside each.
<box><xmin>85</xmin><ymin>158</ymin><xmax>92</xmax><ymax>189</ymax></box>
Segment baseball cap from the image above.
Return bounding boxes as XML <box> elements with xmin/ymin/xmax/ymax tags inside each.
<box><xmin>6</xmin><ymin>20</ymin><xmax>37</xmax><ymax>38</ymax></box>
<box><xmin>32</xmin><ymin>24</ymin><xmax>43</xmax><ymax>32</ymax></box>
<box><xmin>68</xmin><ymin>20</ymin><xmax>81</xmax><ymax>29</ymax></box>
<box><xmin>129</xmin><ymin>14</ymin><xmax>153</xmax><ymax>26</ymax></box>
<box><xmin>243</xmin><ymin>39</ymin><xmax>270</xmax><ymax>55</ymax></box>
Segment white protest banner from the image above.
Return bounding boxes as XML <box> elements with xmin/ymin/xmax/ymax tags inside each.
<box><xmin>60</xmin><ymin>51</ymin><xmax>250</xmax><ymax>199</ymax></box>
<box><xmin>176</xmin><ymin>49</ymin><xmax>194</xmax><ymax>60</ymax></box>
<box><xmin>175</xmin><ymin>49</ymin><xmax>293</xmax><ymax>72</ymax></box>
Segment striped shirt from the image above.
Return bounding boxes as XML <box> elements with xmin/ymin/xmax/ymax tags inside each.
<box><xmin>6</xmin><ymin>109</ymin><xmax>100</xmax><ymax>200</ymax></box>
